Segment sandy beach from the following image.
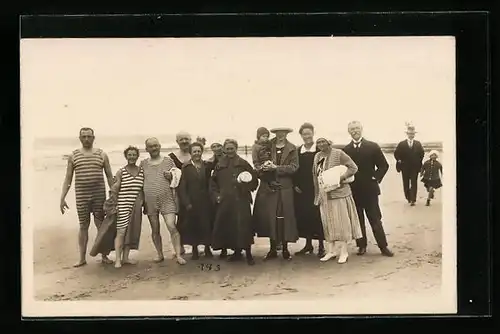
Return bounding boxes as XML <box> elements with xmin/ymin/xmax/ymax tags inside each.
<box><xmin>30</xmin><ymin>149</ymin><xmax>443</xmax><ymax>302</ymax></box>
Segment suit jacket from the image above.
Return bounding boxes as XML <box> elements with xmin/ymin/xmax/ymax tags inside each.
<box><xmin>343</xmin><ymin>139</ymin><xmax>389</xmax><ymax>198</ymax></box>
<box><xmin>394</xmin><ymin>139</ymin><xmax>425</xmax><ymax>173</ymax></box>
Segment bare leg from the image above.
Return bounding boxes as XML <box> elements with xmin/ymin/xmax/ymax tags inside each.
<box><xmin>162</xmin><ymin>213</ymin><xmax>186</xmax><ymax>265</ymax></box>
<box><xmin>114</xmin><ymin>228</ymin><xmax>126</xmax><ymax>268</ymax></box>
<box><xmin>74</xmin><ymin>224</ymin><xmax>89</xmax><ymax>267</ymax></box>
<box><xmin>122</xmin><ymin>246</ymin><xmax>136</xmax><ymax>264</ymax></box>
<box><xmin>148</xmin><ymin>214</ymin><xmax>164</xmax><ymax>262</ymax></box>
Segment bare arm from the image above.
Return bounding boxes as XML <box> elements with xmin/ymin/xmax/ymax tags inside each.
<box><xmin>110</xmin><ymin>169</ymin><xmax>122</xmax><ymax>194</ymax></box>
<box><xmin>102</xmin><ymin>152</ymin><xmax>114</xmax><ymax>188</ymax></box>
<box><xmin>60</xmin><ymin>154</ymin><xmax>74</xmax><ymax>213</ymax></box>
<box><xmin>60</xmin><ymin>154</ymin><xmax>74</xmax><ymax>201</ymax></box>
<box><xmin>339</xmin><ymin>150</ymin><xmax>358</xmax><ymax>181</ymax></box>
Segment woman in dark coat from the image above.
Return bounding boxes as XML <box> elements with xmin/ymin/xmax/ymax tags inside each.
<box><xmin>293</xmin><ymin>123</ymin><xmax>325</xmax><ymax>257</ymax></box>
<box><xmin>205</xmin><ymin>142</ymin><xmax>228</xmax><ymax>258</ymax></box>
<box><xmin>253</xmin><ymin>127</ymin><xmax>299</xmax><ymax>260</ymax></box>
<box><xmin>210</xmin><ymin>139</ymin><xmax>259</xmax><ymax>265</ymax></box>
<box><xmin>178</xmin><ymin>142</ymin><xmax>214</xmax><ymax>260</ymax></box>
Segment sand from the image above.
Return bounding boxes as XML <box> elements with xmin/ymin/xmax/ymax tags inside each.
<box><xmin>30</xmin><ymin>152</ymin><xmax>443</xmax><ymax>302</ymax></box>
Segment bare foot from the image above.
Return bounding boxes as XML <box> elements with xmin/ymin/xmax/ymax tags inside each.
<box><xmin>73</xmin><ymin>260</ymin><xmax>87</xmax><ymax>268</ymax></box>
<box><xmin>114</xmin><ymin>261</ymin><xmax>122</xmax><ymax>268</ymax></box>
<box><xmin>176</xmin><ymin>256</ymin><xmax>187</xmax><ymax>265</ymax></box>
<box><xmin>153</xmin><ymin>256</ymin><xmax>165</xmax><ymax>263</ymax></box>
<box><xmin>123</xmin><ymin>259</ymin><xmax>138</xmax><ymax>265</ymax></box>
<box><xmin>101</xmin><ymin>256</ymin><xmax>113</xmax><ymax>264</ymax></box>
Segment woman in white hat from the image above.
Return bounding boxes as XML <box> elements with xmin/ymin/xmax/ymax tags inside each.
<box><xmin>313</xmin><ymin>137</ymin><xmax>363</xmax><ymax>264</ymax></box>
<box><xmin>420</xmin><ymin>150</ymin><xmax>443</xmax><ymax>206</ymax></box>
<box><xmin>210</xmin><ymin>139</ymin><xmax>259</xmax><ymax>265</ymax></box>
<box><xmin>253</xmin><ymin>127</ymin><xmax>299</xmax><ymax>261</ymax></box>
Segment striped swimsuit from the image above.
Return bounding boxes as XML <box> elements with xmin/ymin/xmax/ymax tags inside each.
<box><xmin>141</xmin><ymin>156</ymin><xmax>178</xmax><ymax>215</ymax></box>
<box><xmin>72</xmin><ymin>148</ymin><xmax>107</xmax><ymax>227</ymax></box>
<box><xmin>116</xmin><ymin>167</ymin><xmax>145</xmax><ymax>230</ymax></box>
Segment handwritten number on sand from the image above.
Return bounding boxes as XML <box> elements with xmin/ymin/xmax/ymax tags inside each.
<box><xmin>198</xmin><ymin>263</ymin><xmax>220</xmax><ymax>271</ymax></box>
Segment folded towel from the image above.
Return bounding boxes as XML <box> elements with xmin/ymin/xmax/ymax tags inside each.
<box><xmin>169</xmin><ymin>167</ymin><xmax>182</xmax><ymax>188</ymax></box>
<box><xmin>319</xmin><ymin>165</ymin><xmax>354</xmax><ymax>192</ymax></box>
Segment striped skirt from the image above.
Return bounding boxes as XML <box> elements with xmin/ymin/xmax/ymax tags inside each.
<box><xmin>319</xmin><ymin>193</ymin><xmax>362</xmax><ymax>242</ymax></box>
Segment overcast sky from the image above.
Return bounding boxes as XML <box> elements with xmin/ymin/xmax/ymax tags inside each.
<box><xmin>21</xmin><ymin>36</ymin><xmax>455</xmax><ymax>145</ymax></box>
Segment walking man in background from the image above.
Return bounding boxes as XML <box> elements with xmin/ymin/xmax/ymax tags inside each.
<box><xmin>343</xmin><ymin>121</ymin><xmax>394</xmax><ymax>257</ymax></box>
<box><xmin>394</xmin><ymin>123</ymin><xmax>425</xmax><ymax>206</ymax></box>
<box><xmin>60</xmin><ymin>127</ymin><xmax>115</xmax><ymax>267</ymax></box>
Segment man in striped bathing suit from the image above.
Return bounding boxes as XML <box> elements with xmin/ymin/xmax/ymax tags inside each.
<box><xmin>60</xmin><ymin>127</ymin><xmax>115</xmax><ymax>267</ymax></box>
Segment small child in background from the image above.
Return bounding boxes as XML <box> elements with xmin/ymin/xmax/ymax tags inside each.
<box><xmin>252</xmin><ymin>126</ymin><xmax>281</xmax><ymax>191</ymax></box>
<box><xmin>420</xmin><ymin>150</ymin><xmax>443</xmax><ymax>206</ymax></box>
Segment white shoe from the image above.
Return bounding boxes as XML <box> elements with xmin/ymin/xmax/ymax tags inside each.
<box><xmin>338</xmin><ymin>242</ymin><xmax>349</xmax><ymax>264</ymax></box>
<box><xmin>320</xmin><ymin>252</ymin><xmax>336</xmax><ymax>262</ymax></box>
<box><xmin>320</xmin><ymin>242</ymin><xmax>337</xmax><ymax>261</ymax></box>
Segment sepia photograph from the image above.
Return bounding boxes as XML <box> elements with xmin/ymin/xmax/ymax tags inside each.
<box><xmin>21</xmin><ymin>36</ymin><xmax>457</xmax><ymax>316</ymax></box>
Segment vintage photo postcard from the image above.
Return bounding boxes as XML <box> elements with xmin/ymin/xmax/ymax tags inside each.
<box><xmin>21</xmin><ymin>36</ymin><xmax>457</xmax><ymax>317</ymax></box>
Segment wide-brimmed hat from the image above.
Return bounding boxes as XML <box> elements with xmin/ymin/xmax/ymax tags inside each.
<box><xmin>270</xmin><ymin>127</ymin><xmax>293</xmax><ymax>134</ymax></box>
<box><xmin>405</xmin><ymin>124</ymin><xmax>417</xmax><ymax>134</ymax></box>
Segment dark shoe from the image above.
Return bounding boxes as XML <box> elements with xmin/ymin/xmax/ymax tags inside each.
<box><xmin>295</xmin><ymin>245</ymin><xmax>314</xmax><ymax>256</ymax></box>
<box><xmin>357</xmin><ymin>247</ymin><xmax>367</xmax><ymax>255</ymax></box>
<box><xmin>426</xmin><ymin>199</ymin><xmax>431</xmax><ymax>206</ymax></box>
<box><xmin>410</xmin><ymin>202</ymin><xmax>416</xmax><ymax>206</ymax></box>
<box><xmin>246</xmin><ymin>255</ymin><xmax>255</xmax><ymax>266</ymax></box>
<box><xmin>282</xmin><ymin>249</ymin><xmax>292</xmax><ymax>260</ymax></box>
<box><xmin>264</xmin><ymin>250</ymin><xmax>278</xmax><ymax>261</ymax></box>
<box><xmin>317</xmin><ymin>247</ymin><xmax>326</xmax><ymax>258</ymax></box>
<box><xmin>205</xmin><ymin>248</ymin><xmax>213</xmax><ymax>258</ymax></box>
<box><xmin>381</xmin><ymin>248</ymin><xmax>394</xmax><ymax>257</ymax></box>
<box><xmin>219</xmin><ymin>249</ymin><xmax>227</xmax><ymax>259</ymax></box>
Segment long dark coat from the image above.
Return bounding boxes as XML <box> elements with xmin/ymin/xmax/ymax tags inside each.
<box><xmin>394</xmin><ymin>140</ymin><xmax>425</xmax><ymax>173</ymax></box>
<box><xmin>210</xmin><ymin>155</ymin><xmax>258</xmax><ymax>250</ymax></box>
<box><xmin>343</xmin><ymin>139</ymin><xmax>389</xmax><ymax>200</ymax></box>
<box><xmin>252</xmin><ymin>139</ymin><xmax>299</xmax><ymax>242</ymax></box>
<box><xmin>178</xmin><ymin>160</ymin><xmax>214</xmax><ymax>246</ymax></box>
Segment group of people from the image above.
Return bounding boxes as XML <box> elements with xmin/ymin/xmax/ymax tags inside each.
<box><xmin>59</xmin><ymin>121</ymin><xmax>443</xmax><ymax>269</ymax></box>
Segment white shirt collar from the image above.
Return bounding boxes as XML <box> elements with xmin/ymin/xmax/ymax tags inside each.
<box><xmin>300</xmin><ymin>143</ymin><xmax>316</xmax><ymax>154</ymax></box>
<box><xmin>353</xmin><ymin>137</ymin><xmax>364</xmax><ymax>145</ymax></box>
<box><xmin>407</xmin><ymin>139</ymin><xmax>414</xmax><ymax>145</ymax></box>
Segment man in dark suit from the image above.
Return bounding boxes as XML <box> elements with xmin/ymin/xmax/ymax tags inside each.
<box><xmin>343</xmin><ymin>121</ymin><xmax>394</xmax><ymax>257</ymax></box>
<box><xmin>394</xmin><ymin>125</ymin><xmax>425</xmax><ymax>206</ymax></box>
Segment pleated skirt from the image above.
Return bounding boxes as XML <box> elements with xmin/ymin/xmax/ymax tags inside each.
<box><xmin>319</xmin><ymin>193</ymin><xmax>363</xmax><ymax>242</ymax></box>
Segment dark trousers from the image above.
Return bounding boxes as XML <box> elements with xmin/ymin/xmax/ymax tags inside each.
<box><xmin>401</xmin><ymin>169</ymin><xmax>419</xmax><ymax>202</ymax></box>
<box><xmin>352</xmin><ymin>193</ymin><xmax>388</xmax><ymax>249</ymax></box>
